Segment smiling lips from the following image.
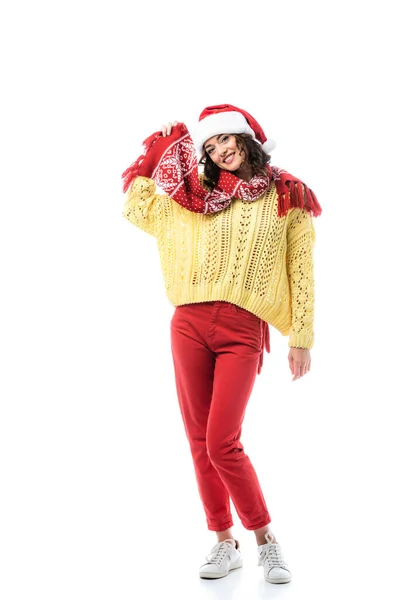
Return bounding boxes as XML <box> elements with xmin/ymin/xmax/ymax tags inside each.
<box><xmin>223</xmin><ymin>153</ymin><xmax>235</xmax><ymax>164</ymax></box>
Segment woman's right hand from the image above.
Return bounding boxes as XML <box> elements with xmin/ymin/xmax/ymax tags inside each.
<box><xmin>161</xmin><ymin>121</ymin><xmax>178</xmax><ymax>137</ymax></box>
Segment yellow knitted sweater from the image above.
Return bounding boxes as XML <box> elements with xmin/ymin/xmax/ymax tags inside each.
<box><xmin>123</xmin><ymin>176</ymin><xmax>316</xmax><ymax>349</ymax></box>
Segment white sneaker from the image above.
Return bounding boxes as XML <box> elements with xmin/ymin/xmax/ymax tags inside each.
<box><xmin>199</xmin><ymin>539</ymin><xmax>243</xmax><ymax>579</ymax></box>
<box><xmin>257</xmin><ymin>532</ymin><xmax>291</xmax><ymax>584</ymax></box>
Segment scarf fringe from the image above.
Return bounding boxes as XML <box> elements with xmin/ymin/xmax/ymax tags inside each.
<box><xmin>122</xmin><ymin>130</ymin><xmax>162</xmax><ymax>193</ymax></box>
<box><xmin>276</xmin><ymin>181</ymin><xmax>322</xmax><ymax>218</ymax></box>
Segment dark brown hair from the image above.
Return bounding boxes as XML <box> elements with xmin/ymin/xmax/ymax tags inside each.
<box><xmin>199</xmin><ymin>133</ymin><xmax>271</xmax><ymax>189</ymax></box>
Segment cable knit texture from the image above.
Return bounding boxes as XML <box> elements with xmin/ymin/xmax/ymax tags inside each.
<box><xmin>123</xmin><ymin>176</ymin><xmax>316</xmax><ymax>348</ymax></box>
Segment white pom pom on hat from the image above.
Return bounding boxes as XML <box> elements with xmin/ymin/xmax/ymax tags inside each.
<box><xmin>191</xmin><ymin>104</ymin><xmax>277</xmax><ymax>155</ymax></box>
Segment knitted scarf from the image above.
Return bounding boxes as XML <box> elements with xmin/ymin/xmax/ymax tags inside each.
<box><xmin>122</xmin><ymin>123</ymin><xmax>322</xmax><ymax>218</ymax></box>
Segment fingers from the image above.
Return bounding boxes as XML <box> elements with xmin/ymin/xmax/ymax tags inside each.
<box><xmin>161</xmin><ymin>121</ymin><xmax>178</xmax><ymax>137</ymax></box>
<box><xmin>292</xmin><ymin>360</ymin><xmax>311</xmax><ymax>381</ymax></box>
<box><xmin>288</xmin><ymin>349</ymin><xmax>311</xmax><ymax>381</ymax></box>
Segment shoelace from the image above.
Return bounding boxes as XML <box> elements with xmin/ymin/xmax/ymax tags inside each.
<box><xmin>257</xmin><ymin>542</ymin><xmax>286</xmax><ymax>569</ymax></box>
<box><xmin>205</xmin><ymin>541</ymin><xmax>234</xmax><ymax>566</ymax></box>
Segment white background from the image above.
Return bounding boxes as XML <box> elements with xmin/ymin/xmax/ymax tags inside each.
<box><xmin>1</xmin><ymin>1</ymin><xmax>399</xmax><ymax>599</ymax></box>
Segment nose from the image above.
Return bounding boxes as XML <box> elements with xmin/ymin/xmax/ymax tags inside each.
<box><xmin>218</xmin><ymin>145</ymin><xmax>228</xmax><ymax>157</ymax></box>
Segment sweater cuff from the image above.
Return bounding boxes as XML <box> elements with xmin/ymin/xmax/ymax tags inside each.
<box><xmin>288</xmin><ymin>331</ymin><xmax>314</xmax><ymax>349</ymax></box>
<box><xmin>131</xmin><ymin>176</ymin><xmax>156</xmax><ymax>197</ymax></box>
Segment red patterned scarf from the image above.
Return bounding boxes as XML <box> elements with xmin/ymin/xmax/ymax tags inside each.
<box><xmin>122</xmin><ymin>123</ymin><xmax>322</xmax><ymax>217</ymax></box>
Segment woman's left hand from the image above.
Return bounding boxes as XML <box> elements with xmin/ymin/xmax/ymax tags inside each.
<box><xmin>288</xmin><ymin>347</ymin><xmax>311</xmax><ymax>381</ymax></box>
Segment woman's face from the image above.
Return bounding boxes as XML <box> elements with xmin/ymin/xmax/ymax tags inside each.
<box><xmin>203</xmin><ymin>134</ymin><xmax>246</xmax><ymax>172</ymax></box>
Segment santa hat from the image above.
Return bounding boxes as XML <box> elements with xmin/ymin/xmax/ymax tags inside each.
<box><xmin>192</xmin><ymin>104</ymin><xmax>277</xmax><ymax>156</ymax></box>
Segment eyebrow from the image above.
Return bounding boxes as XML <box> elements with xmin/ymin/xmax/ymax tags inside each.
<box><xmin>204</xmin><ymin>134</ymin><xmax>227</xmax><ymax>150</ymax></box>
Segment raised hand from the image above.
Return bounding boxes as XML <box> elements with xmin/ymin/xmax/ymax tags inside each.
<box><xmin>161</xmin><ymin>121</ymin><xmax>178</xmax><ymax>137</ymax></box>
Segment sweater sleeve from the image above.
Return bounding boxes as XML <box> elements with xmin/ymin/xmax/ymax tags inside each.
<box><xmin>286</xmin><ymin>206</ymin><xmax>316</xmax><ymax>349</ymax></box>
<box><xmin>122</xmin><ymin>176</ymin><xmax>160</xmax><ymax>237</ymax></box>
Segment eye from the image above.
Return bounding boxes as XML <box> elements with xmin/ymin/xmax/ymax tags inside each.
<box><xmin>221</xmin><ymin>135</ymin><xmax>229</xmax><ymax>143</ymax></box>
<box><xmin>207</xmin><ymin>148</ymin><xmax>215</xmax><ymax>155</ymax></box>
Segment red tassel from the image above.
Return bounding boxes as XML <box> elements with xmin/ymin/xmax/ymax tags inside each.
<box><xmin>121</xmin><ymin>130</ymin><xmax>163</xmax><ymax>193</ymax></box>
<box><xmin>276</xmin><ymin>184</ymin><xmax>291</xmax><ymax>217</ymax></box>
<box><xmin>307</xmin><ymin>187</ymin><xmax>322</xmax><ymax>217</ymax></box>
<box><xmin>297</xmin><ymin>182</ymin><xmax>306</xmax><ymax>209</ymax></box>
<box><xmin>121</xmin><ymin>155</ymin><xmax>145</xmax><ymax>193</ymax></box>
<box><xmin>290</xmin><ymin>182</ymin><xmax>297</xmax><ymax>207</ymax></box>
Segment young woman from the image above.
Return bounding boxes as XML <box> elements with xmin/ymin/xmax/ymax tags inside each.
<box><xmin>122</xmin><ymin>104</ymin><xmax>321</xmax><ymax>584</ymax></box>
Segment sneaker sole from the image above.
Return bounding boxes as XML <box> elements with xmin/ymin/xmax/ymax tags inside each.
<box><xmin>264</xmin><ymin>575</ymin><xmax>291</xmax><ymax>584</ymax></box>
<box><xmin>199</xmin><ymin>558</ymin><xmax>243</xmax><ymax>579</ymax></box>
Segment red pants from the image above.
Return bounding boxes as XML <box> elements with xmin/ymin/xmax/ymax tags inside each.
<box><xmin>170</xmin><ymin>301</ymin><xmax>271</xmax><ymax>531</ymax></box>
